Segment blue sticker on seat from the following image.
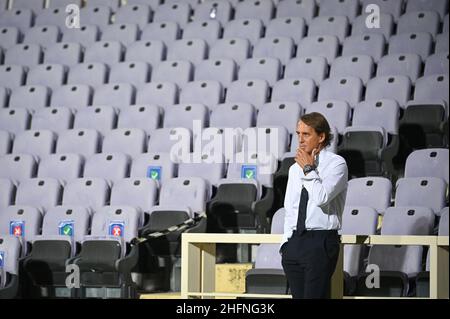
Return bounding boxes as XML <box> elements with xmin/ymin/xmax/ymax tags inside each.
<box><xmin>0</xmin><ymin>251</ymin><xmax>4</xmax><ymax>268</ymax></box>
<box><xmin>109</xmin><ymin>221</ymin><xmax>125</xmax><ymax>238</ymax></box>
<box><xmin>241</xmin><ymin>165</ymin><xmax>257</xmax><ymax>180</ymax></box>
<box><xmin>9</xmin><ymin>221</ymin><xmax>24</xmax><ymax>237</ymax></box>
<box><xmin>59</xmin><ymin>220</ymin><xmax>74</xmax><ymax>237</ymax></box>
<box><xmin>147</xmin><ymin>166</ymin><xmax>162</xmax><ymax>181</ymax></box>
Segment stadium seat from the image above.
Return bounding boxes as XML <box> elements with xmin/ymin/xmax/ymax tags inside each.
<box><xmin>318</xmin><ymin>0</ymin><xmax>359</xmax><ymax>21</ymax></box>
<box><xmin>388</xmin><ymin>32</ymin><xmax>433</xmax><ymax>60</ymax></box>
<box><xmin>272</xmin><ymin>78</ymin><xmax>316</xmax><ymax>108</ymax></box>
<box><xmin>12</xmin><ymin>130</ymin><xmax>56</xmax><ymax>161</ymax></box>
<box><xmin>365</xmin><ymin>76</ymin><xmax>412</xmax><ymax>107</ymax></box>
<box><xmin>84</xmin><ymin>0</ymin><xmax>121</xmax><ymax>11</ymax></box>
<box><xmin>167</xmin><ymin>39</ymin><xmax>208</xmax><ymax>66</ymax></box>
<box><xmin>351</xmin><ymin>13</ymin><xmax>394</xmax><ymax>40</ymax></box>
<box><xmin>308</xmin><ymin>16</ymin><xmax>349</xmax><ymax>43</ymax></box>
<box><xmin>0</xmin><ymin>8</ymin><xmax>34</xmax><ymax>32</ymax></box>
<box><xmin>223</xmin><ymin>18</ymin><xmax>264</xmax><ymax>46</ymax></box>
<box><xmin>84</xmin><ymin>41</ymin><xmax>124</xmax><ymax>65</ymax></box>
<box><xmin>48</xmin><ymin>0</ymin><xmax>83</xmax><ymax>8</ymax></box>
<box><xmin>404</xmin><ymin>149</ymin><xmax>449</xmax><ymax>184</ymax></box>
<box><xmin>23</xmin><ymin>25</ymin><xmax>61</xmax><ymax>48</ymax></box>
<box><xmin>92</xmin><ymin>83</ymin><xmax>136</xmax><ymax>111</ymax></box>
<box><xmin>141</xmin><ymin>21</ymin><xmax>180</xmax><ymax>45</ymax></box>
<box><xmin>183</xmin><ymin>20</ymin><xmax>221</xmax><ymax>47</ymax></box>
<box><xmin>130</xmin><ymin>152</ymin><xmax>177</xmax><ymax>185</ymax></box>
<box><xmin>0</xmin><ymin>26</ymin><xmax>21</xmax><ymax>50</ymax></box>
<box><xmin>62</xmin><ymin>178</ymin><xmax>110</xmax><ymax>213</ymax></box>
<box><xmin>239</xmin><ymin>57</ymin><xmax>282</xmax><ymax>86</ymax></box>
<box><xmin>193</xmin><ymin>0</ymin><xmax>232</xmax><ymax>25</ymax></box>
<box><xmin>153</xmin><ymin>2</ymin><xmax>191</xmax><ymax>27</ymax></box>
<box><xmin>284</xmin><ymin>56</ymin><xmax>328</xmax><ymax>85</ymax></box>
<box><xmin>210</xmin><ymin>102</ymin><xmax>256</xmax><ymax>129</ymax></box>
<box><xmin>37</xmin><ymin>153</ymin><xmax>83</xmax><ymax>185</ymax></box>
<box><xmin>51</xmin><ymin>84</ymin><xmax>93</xmax><ymax>109</ymax></box>
<box><xmin>9</xmin><ymin>85</ymin><xmax>50</xmax><ymax>112</ymax></box>
<box><xmin>15</xmin><ymin>178</ymin><xmax>62</xmax><ymax>214</ymax></box>
<box><xmin>164</xmin><ymin>104</ymin><xmax>208</xmax><ymax>129</ymax></box>
<box><xmin>180</xmin><ymin>80</ymin><xmax>224</xmax><ymax>107</ymax></box>
<box><xmin>0</xmin><ymin>235</ymin><xmax>21</xmax><ymax>298</ymax></box>
<box><xmin>114</xmin><ymin>4</ymin><xmax>152</xmax><ymax>30</ymax></box>
<box><xmin>360</xmin><ymin>0</ymin><xmax>402</xmax><ymax>21</ymax></box>
<box><xmin>306</xmin><ymin>100</ymin><xmax>350</xmax><ymax>134</ymax></box>
<box><xmin>152</xmin><ymin>60</ymin><xmax>193</xmax><ymax>88</ymax></box>
<box><xmin>135</xmin><ymin>82</ymin><xmax>179</xmax><ymax>107</ymax></box>
<box><xmin>234</xmin><ymin>0</ymin><xmax>274</xmax><ymax>25</ymax></box>
<box><xmin>147</xmin><ymin>128</ymin><xmax>192</xmax><ymax>158</ymax></box>
<box><xmin>226</xmin><ymin>79</ymin><xmax>270</xmax><ymax>109</ymax></box>
<box><xmin>0</xmin><ymin>206</ymin><xmax>42</xmax><ymax>247</ymax></box>
<box><xmin>56</xmin><ymin>129</ymin><xmax>101</xmax><ymax>159</ymax></box>
<box><xmin>83</xmin><ymin>152</ymin><xmax>130</xmax><ymax>186</ymax></box>
<box><xmin>194</xmin><ymin>59</ymin><xmax>237</xmax><ymax>88</ymax></box>
<box><xmin>102</xmin><ymin>128</ymin><xmax>147</xmax><ymax>159</ymax></box>
<box><xmin>73</xmin><ymin>106</ymin><xmax>117</xmax><ymax>137</ymax></box>
<box><xmin>26</xmin><ymin>64</ymin><xmax>67</xmax><ymax>88</ymax></box>
<box><xmin>257</xmin><ymin>102</ymin><xmax>302</xmax><ymax>134</ymax></box>
<box><xmin>424</xmin><ymin>53</ymin><xmax>449</xmax><ymax>76</ymax></box>
<box><xmin>435</xmin><ymin>33</ymin><xmax>449</xmax><ymax>54</ymax></box>
<box><xmin>0</xmin><ymin>154</ymin><xmax>37</xmax><ymax>185</ymax></box>
<box><xmin>178</xmin><ymin>152</ymin><xmax>226</xmax><ymax>190</ymax></box>
<box><xmin>342</xmin><ymin>34</ymin><xmax>386</xmax><ymax>63</ymax></box>
<box><xmin>109</xmin><ymin>61</ymin><xmax>151</xmax><ymax>88</ymax></box>
<box><xmin>377</xmin><ymin>54</ymin><xmax>422</xmax><ymax>83</ymax></box>
<box><xmin>265</xmin><ymin>17</ymin><xmax>306</xmax><ymax>45</ymax></box>
<box><xmin>276</xmin><ymin>0</ymin><xmax>316</xmax><ymax>25</ymax></box>
<box><xmin>297</xmin><ymin>35</ymin><xmax>339</xmax><ymax>63</ymax></box>
<box><xmin>67</xmin><ymin>63</ymin><xmax>108</xmax><ymax>88</ymax></box>
<box><xmin>330</xmin><ymin>55</ymin><xmax>375</xmax><ymax>85</ymax></box>
<box><xmin>405</xmin><ymin>0</ymin><xmax>449</xmax><ymax>19</ymax></box>
<box><xmin>253</xmin><ymin>37</ymin><xmax>295</xmax><ymax>66</ymax></box>
<box><xmin>44</xmin><ymin>42</ymin><xmax>83</xmax><ymax>66</ymax></box>
<box><xmin>345</xmin><ymin>177</ymin><xmax>392</xmax><ymax>215</ymax></box>
<box><xmin>209</xmin><ymin>37</ymin><xmax>251</xmax><ymax>64</ymax></box>
<box><xmin>31</xmin><ymin>107</ymin><xmax>73</xmax><ymax>133</ymax></box>
<box><xmin>110</xmin><ymin>178</ymin><xmax>158</xmax><ymax>214</ymax></box>
<box><xmin>101</xmin><ymin>23</ymin><xmax>139</xmax><ymax>46</ymax></box>
<box><xmin>318</xmin><ymin>76</ymin><xmax>364</xmax><ymax>108</ymax></box>
<box><xmin>125</xmin><ymin>40</ymin><xmax>166</xmax><ymax>66</ymax></box>
<box><xmin>397</xmin><ymin>11</ymin><xmax>440</xmax><ymax>38</ymax></box>
<box><xmin>4</xmin><ymin>44</ymin><xmax>43</xmax><ymax>67</ymax></box>
<box><xmin>117</xmin><ymin>104</ymin><xmax>161</xmax><ymax>135</ymax></box>
<box><xmin>35</xmin><ymin>7</ymin><xmax>70</xmax><ymax>29</ymax></box>
<box><xmin>79</xmin><ymin>5</ymin><xmax>112</xmax><ymax>27</ymax></box>
<box><xmin>62</xmin><ymin>25</ymin><xmax>100</xmax><ymax>47</ymax></box>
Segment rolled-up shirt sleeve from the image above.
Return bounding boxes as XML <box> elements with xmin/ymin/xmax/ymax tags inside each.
<box><xmin>301</xmin><ymin>159</ymin><xmax>348</xmax><ymax>208</ymax></box>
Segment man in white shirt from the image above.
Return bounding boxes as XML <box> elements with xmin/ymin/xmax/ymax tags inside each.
<box><xmin>280</xmin><ymin>112</ymin><xmax>348</xmax><ymax>299</ymax></box>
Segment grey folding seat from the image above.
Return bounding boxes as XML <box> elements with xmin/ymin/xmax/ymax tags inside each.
<box><xmin>435</xmin><ymin>33</ymin><xmax>449</xmax><ymax>53</ymax></box>
<box><xmin>130</xmin><ymin>152</ymin><xmax>176</xmax><ymax>184</ymax></box>
<box><xmin>47</xmin><ymin>0</ymin><xmax>83</xmax><ymax>8</ymax></box>
<box><xmin>147</xmin><ymin>128</ymin><xmax>192</xmax><ymax>159</ymax></box>
<box><xmin>345</xmin><ymin>177</ymin><xmax>392</xmax><ymax>215</ymax></box>
<box><xmin>284</xmin><ymin>57</ymin><xmax>328</xmax><ymax>85</ymax></box>
<box><xmin>21</xmin><ymin>205</ymin><xmax>89</xmax><ymax>298</ymax></box>
<box><xmin>265</xmin><ymin>17</ymin><xmax>306</xmax><ymax>45</ymax></box>
<box><xmin>193</xmin><ymin>0</ymin><xmax>232</xmax><ymax>25</ymax></box>
<box><xmin>62</xmin><ymin>25</ymin><xmax>100</xmax><ymax>47</ymax></box>
<box><xmin>253</xmin><ymin>37</ymin><xmax>295</xmax><ymax>66</ymax></box>
<box><xmin>84</xmin><ymin>41</ymin><xmax>124</xmax><ymax>65</ymax></box>
<box><xmin>351</xmin><ymin>13</ymin><xmax>394</xmax><ymax>40</ymax></box>
<box><xmin>50</xmin><ymin>84</ymin><xmax>93</xmax><ymax>109</ymax></box>
<box><xmin>69</xmin><ymin>205</ymin><xmax>141</xmax><ymax>298</ymax></box>
<box><xmin>141</xmin><ymin>21</ymin><xmax>181</xmax><ymax>45</ymax></box>
<box><xmin>177</xmin><ymin>152</ymin><xmax>226</xmax><ymax>189</ymax></box>
<box><xmin>11</xmin><ymin>0</ymin><xmax>44</xmax><ymax>11</ymax></box>
<box><xmin>209</xmin><ymin>37</ymin><xmax>251</xmax><ymax>64</ymax></box>
<box><xmin>257</xmin><ymin>102</ymin><xmax>302</xmax><ymax>134</ymax></box>
<box><xmin>241</xmin><ymin>126</ymin><xmax>289</xmax><ymax>161</ymax></box>
<box><xmin>152</xmin><ymin>60</ymin><xmax>193</xmax><ymax>88</ymax></box>
<box><xmin>101</xmin><ymin>23</ymin><xmax>139</xmax><ymax>46</ymax></box>
<box><xmin>26</xmin><ymin>64</ymin><xmax>66</xmax><ymax>88</ymax></box>
<box><xmin>44</xmin><ymin>42</ymin><xmax>82</xmax><ymax>66</ymax></box>
<box><xmin>330</xmin><ymin>55</ymin><xmax>375</xmax><ymax>85</ymax></box>
<box><xmin>405</xmin><ymin>149</ymin><xmax>449</xmax><ymax>185</ymax></box>
<box><xmin>4</xmin><ymin>43</ymin><xmax>43</xmax><ymax>67</ymax></box>
<box><xmin>439</xmin><ymin>207</ymin><xmax>449</xmax><ymax>227</ymax></box>
<box><xmin>318</xmin><ymin>0</ymin><xmax>359</xmax><ymax>21</ymax></box>
<box><xmin>117</xmin><ymin>104</ymin><xmax>161</xmax><ymax>134</ymax></box>
<box><xmin>9</xmin><ymin>85</ymin><xmax>50</xmax><ymax>112</ymax></box>
<box><xmin>389</xmin><ymin>32</ymin><xmax>433</xmax><ymax>60</ymax></box>
<box><xmin>271</xmin><ymin>78</ymin><xmax>316</xmax><ymax>108</ymax></box>
<box><xmin>245</xmin><ymin>208</ymin><xmax>287</xmax><ymax>294</ymax></box>
<box><xmin>73</xmin><ymin>106</ymin><xmax>117</xmax><ymax>137</ymax></box>
<box><xmin>0</xmin><ymin>131</ymin><xmax>11</xmax><ymax>156</ymax></box>
<box><xmin>398</xmin><ymin>11</ymin><xmax>440</xmax><ymax>37</ymax></box>
<box><xmin>353</xmin><ymin>99</ymin><xmax>400</xmax><ymax>136</ymax></box>
<box><xmin>167</xmin><ymin>39</ymin><xmax>208</xmax><ymax>66</ymax></box>
<box><xmin>56</xmin><ymin>129</ymin><xmax>101</xmax><ymax>158</ymax></box>
<box><xmin>0</xmin><ymin>8</ymin><xmax>34</xmax><ymax>32</ymax></box>
<box><xmin>0</xmin><ymin>26</ymin><xmax>21</xmax><ymax>50</ymax></box>
<box><xmin>102</xmin><ymin>128</ymin><xmax>147</xmax><ymax>158</ymax></box>
<box><xmin>84</xmin><ymin>0</ymin><xmax>121</xmax><ymax>10</ymax></box>
<box><xmin>111</xmin><ymin>178</ymin><xmax>158</xmax><ymax>214</ymax></box>
<box><xmin>153</xmin><ymin>2</ymin><xmax>191</xmax><ymax>27</ymax></box>
<box><xmin>31</xmin><ymin>107</ymin><xmax>73</xmax><ymax>133</ymax></box>
<box><xmin>356</xmin><ymin>206</ymin><xmax>435</xmax><ymax>297</ymax></box>
<box><xmin>361</xmin><ymin>0</ymin><xmax>403</xmax><ymax>21</ymax></box>
<box><xmin>210</xmin><ymin>103</ymin><xmax>255</xmax><ymax>129</ymax></box>
<box><xmin>22</xmin><ymin>25</ymin><xmax>61</xmax><ymax>48</ymax></box>
<box><xmin>276</xmin><ymin>0</ymin><xmax>316</xmax><ymax>25</ymax></box>
<box><xmin>0</xmin><ymin>178</ymin><xmax>14</xmax><ymax>209</ymax></box>
<box><xmin>0</xmin><ymin>235</ymin><xmax>21</xmax><ymax>298</ymax></box>
<box><xmin>83</xmin><ymin>152</ymin><xmax>130</xmax><ymax>185</ymax></box>
<box><xmin>208</xmin><ymin>151</ymin><xmax>278</xmax><ymax>232</ymax></box>
<box><xmin>424</xmin><ymin>53</ymin><xmax>449</xmax><ymax>76</ymax></box>
<box><xmin>12</xmin><ymin>130</ymin><xmax>56</xmax><ymax>160</ymax></box>
<box><xmin>0</xmin><ymin>206</ymin><xmax>42</xmax><ymax>244</ymax></box>
<box><xmin>318</xmin><ymin>76</ymin><xmax>364</xmax><ymax>108</ymax></box>
<box><xmin>297</xmin><ymin>35</ymin><xmax>339</xmax><ymax>64</ymax></box>
<box><xmin>226</xmin><ymin>79</ymin><xmax>269</xmax><ymax>109</ymax></box>
<box><xmin>406</xmin><ymin>0</ymin><xmax>448</xmax><ymax>19</ymax></box>
<box><xmin>195</xmin><ymin>59</ymin><xmax>237</xmax><ymax>88</ymax></box>
<box><xmin>444</xmin><ymin>14</ymin><xmax>449</xmax><ymax>33</ymax></box>
<box><xmin>395</xmin><ymin>177</ymin><xmax>447</xmax><ymax>215</ymax></box>
<box><xmin>62</xmin><ymin>177</ymin><xmax>110</xmax><ymax>212</ymax></box>
<box><xmin>15</xmin><ymin>178</ymin><xmax>62</xmax><ymax>213</ymax></box>
<box><xmin>109</xmin><ymin>61</ymin><xmax>150</xmax><ymax>87</ymax></box>
<box><xmin>67</xmin><ymin>63</ymin><xmax>108</xmax><ymax>88</ymax></box>
<box><xmin>114</xmin><ymin>4</ymin><xmax>152</xmax><ymax>30</ymax></box>
<box><xmin>366</xmin><ymin>76</ymin><xmax>412</xmax><ymax>107</ymax></box>
<box><xmin>92</xmin><ymin>83</ymin><xmax>136</xmax><ymax>111</ymax></box>
<box><xmin>79</xmin><ymin>5</ymin><xmax>112</xmax><ymax>27</ymax></box>
<box><xmin>183</xmin><ymin>20</ymin><xmax>221</xmax><ymax>47</ymax></box>
<box><xmin>308</xmin><ymin>16</ymin><xmax>349</xmax><ymax>43</ymax></box>
<box><xmin>37</xmin><ymin>153</ymin><xmax>83</xmax><ymax>185</ymax></box>
<box><xmin>0</xmin><ymin>108</ymin><xmax>30</xmax><ymax>135</ymax></box>
<box><xmin>136</xmin><ymin>82</ymin><xmax>179</xmax><ymax>106</ymax></box>
<box><xmin>342</xmin><ymin>34</ymin><xmax>386</xmax><ymax>63</ymax></box>
<box><xmin>0</xmin><ymin>87</ymin><xmax>7</xmax><ymax>109</ymax></box>
<box><xmin>223</xmin><ymin>18</ymin><xmax>264</xmax><ymax>46</ymax></box>
<box><xmin>125</xmin><ymin>40</ymin><xmax>166</xmax><ymax>65</ymax></box>
<box><xmin>0</xmin><ymin>154</ymin><xmax>37</xmax><ymax>185</ymax></box>
<box><xmin>164</xmin><ymin>103</ymin><xmax>208</xmax><ymax>129</ymax></box>
<box><xmin>414</xmin><ymin>74</ymin><xmax>449</xmax><ymax>106</ymax></box>
<box><xmin>377</xmin><ymin>54</ymin><xmax>422</xmax><ymax>82</ymax></box>
<box><xmin>234</xmin><ymin>0</ymin><xmax>274</xmax><ymax>25</ymax></box>
<box><xmin>34</xmin><ymin>6</ymin><xmax>70</xmax><ymax>29</ymax></box>
<box><xmin>306</xmin><ymin>100</ymin><xmax>350</xmax><ymax>134</ymax></box>
<box><xmin>238</xmin><ymin>58</ymin><xmax>282</xmax><ymax>86</ymax></box>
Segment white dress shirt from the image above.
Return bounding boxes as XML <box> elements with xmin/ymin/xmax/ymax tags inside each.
<box><xmin>281</xmin><ymin>149</ymin><xmax>348</xmax><ymax>247</ymax></box>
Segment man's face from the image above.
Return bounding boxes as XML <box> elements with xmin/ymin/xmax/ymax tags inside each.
<box><xmin>296</xmin><ymin>121</ymin><xmax>325</xmax><ymax>155</ymax></box>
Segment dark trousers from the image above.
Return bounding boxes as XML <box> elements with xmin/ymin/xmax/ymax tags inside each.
<box><xmin>281</xmin><ymin>230</ymin><xmax>340</xmax><ymax>299</ymax></box>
